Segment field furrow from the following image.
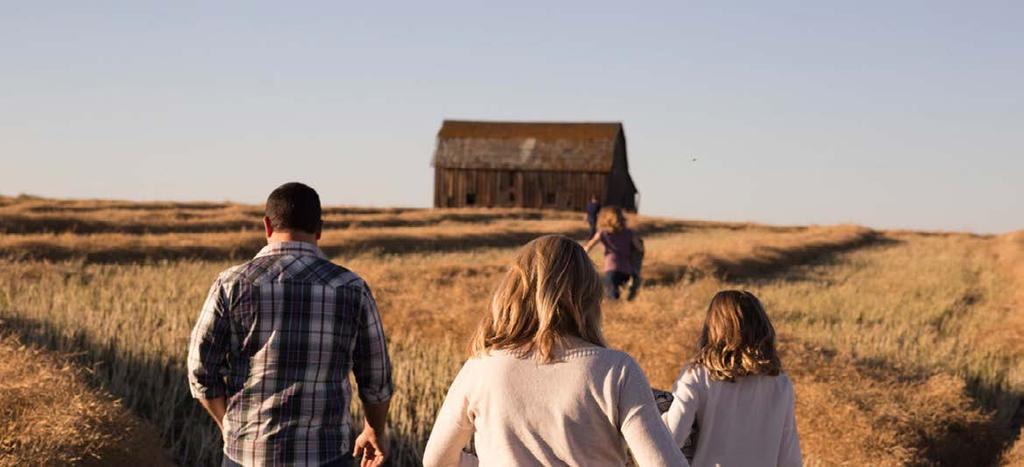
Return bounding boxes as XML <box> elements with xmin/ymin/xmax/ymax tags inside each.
<box><xmin>0</xmin><ymin>197</ymin><xmax>1020</xmax><ymax>466</ymax></box>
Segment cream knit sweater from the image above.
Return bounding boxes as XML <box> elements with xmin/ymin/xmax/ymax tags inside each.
<box><xmin>662</xmin><ymin>365</ymin><xmax>802</xmax><ymax>467</ymax></box>
<box><xmin>423</xmin><ymin>339</ymin><xmax>688</xmax><ymax>467</ymax></box>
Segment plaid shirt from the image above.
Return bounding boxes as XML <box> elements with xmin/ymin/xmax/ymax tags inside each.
<box><xmin>187</xmin><ymin>241</ymin><xmax>393</xmax><ymax>466</ymax></box>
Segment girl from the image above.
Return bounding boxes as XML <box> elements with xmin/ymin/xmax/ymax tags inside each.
<box><xmin>584</xmin><ymin>206</ymin><xmax>644</xmax><ymax>300</ymax></box>
<box><xmin>423</xmin><ymin>235</ymin><xmax>686</xmax><ymax>467</ymax></box>
<box><xmin>662</xmin><ymin>291</ymin><xmax>802</xmax><ymax>466</ymax></box>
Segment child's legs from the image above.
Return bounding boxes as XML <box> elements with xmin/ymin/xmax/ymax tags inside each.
<box><xmin>602</xmin><ymin>271</ymin><xmax>620</xmax><ymax>299</ymax></box>
<box><xmin>627</xmin><ymin>272</ymin><xmax>641</xmax><ymax>300</ymax></box>
<box><xmin>604</xmin><ymin>271</ymin><xmax>630</xmax><ymax>299</ymax></box>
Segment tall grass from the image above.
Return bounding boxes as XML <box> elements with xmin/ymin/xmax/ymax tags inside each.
<box><xmin>0</xmin><ymin>333</ymin><xmax>174</xmax><ymax>466</ymax></box>
<box><xmin>0</xmin><ymin>196</ymin><xmax>1020</xmax><ymax>465</ymax></box>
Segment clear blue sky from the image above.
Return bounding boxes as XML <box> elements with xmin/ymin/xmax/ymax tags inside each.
<box><xmin>3</xmin><ymin>1</ymin><xmax>1021</xmax><ymax>233</ymax></box>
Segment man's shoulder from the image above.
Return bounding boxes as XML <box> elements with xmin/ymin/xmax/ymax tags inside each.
<box><xmin>214</xmin><ymin>261</ymin><xmax>253</xmax><ymax>283</ymax></box>
<box><xmin>214</xmin><ymin>256</ymin><xmax>369</xmax><ymax>291</ymax></box>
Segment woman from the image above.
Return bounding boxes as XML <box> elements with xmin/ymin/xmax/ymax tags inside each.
<box><xmin>584</xmin><ymin>206</ymin><xmax>643</xmax><ymax>300</ymax></box>
<box><xmin>662</xmin><ymin>291</ymin><xmax>802</xmax><ymax>466</ymax></box>
<box><xmin>423</xmin><ymin>235</ymin><xmax>686</xmax><ymax>467</ymax></box>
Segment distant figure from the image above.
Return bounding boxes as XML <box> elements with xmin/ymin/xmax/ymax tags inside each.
<box><xmin>422</xmin><ymin>235</ymin><xmax>687</xmax><ymax>467</ymax></box>
<box><xmin>662</xmin><ymin>291</ymin><xmax>802</xmax><ymax>466</ymax></box>
<box><xmin>187</xmin><ymin>182</ymin><xmax>393</xmax><ymax>467</ymax></box>
<box><xmin>584</xmin><ymin>206</ymin><xmax>644</xmax><ymax>300</ymax></box>
<box><xmin>584</xmin><ymin>194</ymin><xmax>602</xmax><ymax>238</ymax></box>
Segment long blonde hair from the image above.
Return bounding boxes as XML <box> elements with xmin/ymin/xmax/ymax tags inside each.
<box><xmin>471</xmin><ymin>235</ymin><xmax>606</xmax><ymax>362</ymax></box>
<box><xmin>694</xmin><ymin>290</ymin><xmax>782</xmax><ymax>381</ymax></box>
<box><xmin>598</xmin><ymin>206</ymin><xmax>627</xmax><ymax>233</ymax></box>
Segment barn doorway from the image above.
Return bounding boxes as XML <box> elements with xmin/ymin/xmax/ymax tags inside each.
<box><xmin>503</xmin><ymin>171</ymin><xmax>519</xmax><ymax>207</ymax></box>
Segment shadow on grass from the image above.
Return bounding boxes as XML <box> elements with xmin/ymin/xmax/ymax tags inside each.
<box><xmin>0</xmin><ymin>314</ymin><xmax>220</xmax><ymax>466</ymax></box>
<box><xmin>0</xmin><ymin>313</ymin><xmax>447</xmax><ymax>467</ymax></box>
<box><xmin>782</xmin><ymin>339</ymin><xmax>1018</xmax><ymax>467</ymax></box>
<box><xmin>642</xmin><ymin>232</ymin><xmax>896</xmax><ymax>287</ymax></box>
<box><xmin>0</xmin><ymin>210</ymin><xmax>563</xmax><ymax>235</ymax></box>
<box><xmin>714</xmin><ymin>232</ymin><xmax>896</xmax><ymax>283</ymax></box>
<box><xmin>22</xmin><ymin>201</ymin><xmax>233</xmax><ymax>213</ymax></box>
<box><xmin>0</xmin><ymin>222</ymin><xmax>690</xmax><ymax>265</ymax></box>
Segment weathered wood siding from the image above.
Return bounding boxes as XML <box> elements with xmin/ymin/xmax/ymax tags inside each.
<box><xmin>435</xmin><ymin>168</ymin><xmax>609</xmax><ymax>211</ymax></box>
<box><xmin>431</xmin><ymin>120</ymin><xmax>639</xmax><ymax>212</ymax></box>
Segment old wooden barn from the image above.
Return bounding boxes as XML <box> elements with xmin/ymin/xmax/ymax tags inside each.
<box><xmin>431</xmin><ymin>120</ymin><xmax>639</xmax><ymax>211</ymax></box>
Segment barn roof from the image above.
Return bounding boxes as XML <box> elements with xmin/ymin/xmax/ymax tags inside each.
<box><xmin>433</xmin><ymin>120</ymin><xmax>623</xmax><ymax>172</ymax></box>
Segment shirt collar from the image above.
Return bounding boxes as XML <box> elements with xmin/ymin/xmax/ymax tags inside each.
<box><xmin>254</xmin><ymin>241</ymin><xmax>328</xmax><ymax>260</ymax></box>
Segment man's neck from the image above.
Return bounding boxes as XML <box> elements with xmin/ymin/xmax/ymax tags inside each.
<box><xmin>267</xmin><ymin>231</ymin><xmax>318</xmax><ymax>245</ymax></box>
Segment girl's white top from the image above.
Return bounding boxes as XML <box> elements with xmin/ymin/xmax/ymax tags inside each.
<box><xmin>662</xmin><ymin>365</ymin><xmax>802</xmax><ymax>467</ymax></box>
<box><xmin>423</xmin><ymin>338</ymin><xmax>688</xmax><ymax>467</ymax></box>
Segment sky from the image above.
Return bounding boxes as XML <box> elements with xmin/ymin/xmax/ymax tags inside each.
<box><xmin>2</xmin><ymin>1</ymin><xmax>1021</xmax><ymax>233</ymax></box>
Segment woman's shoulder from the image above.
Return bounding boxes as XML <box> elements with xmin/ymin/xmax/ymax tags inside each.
<box><xmin>559</xmin><ymin>346</ymin><xmax>643</xmax><ymax>373</ymax></box>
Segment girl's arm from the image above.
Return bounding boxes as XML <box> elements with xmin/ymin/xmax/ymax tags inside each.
<box><xmin>777</xmin><ymin>378</ymin><xmax>802</xmax><ymax>467</ymax></box>
<box><xmin>618</xmin><ymin>357</ymin><xmax>690</xmax><ymax>467</ymax></box>
<box><xmin>583</xmin><ymin>231</ymin><xmax>601</xmax><ymax>253</ymax></box>
<box><xmin>661</xmin><ymin>366</ymin><xmax>702</xmax><ymax>448</ymax></box>
<box><xmin>423</xmin><ymin>364</ymin><xmax>477</xmax><ymax>467</ymax></box>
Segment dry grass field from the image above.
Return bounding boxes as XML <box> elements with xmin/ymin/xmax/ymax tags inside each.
<box><xmin>1</xmin><ymin>194</ymin><xmax>1021</xmax><ymax>466</ymax></box>
<box><xmin>0</xmin><ymin>333</ymin><xmax>174</xmax><ymax>466</ymax></box>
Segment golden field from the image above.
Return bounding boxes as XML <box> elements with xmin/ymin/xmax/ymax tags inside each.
<box><xmin>0</xmin><ymin>195</ymin><xmax>1021</xmax><ymax>466</ymax></box>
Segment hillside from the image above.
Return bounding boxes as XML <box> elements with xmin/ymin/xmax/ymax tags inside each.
<box><xmin>0</xmin><ymin>195</ymin><xmax>1021</xmax><ymax>466</ymax></box>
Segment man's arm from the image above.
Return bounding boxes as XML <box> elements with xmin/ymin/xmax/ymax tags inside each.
<box><xmin>362</xmin><ymin>399</ymin><xmax>390</xmax><ymax>436</ymax></box>
<box><xmin>187</xmin><ymin>278</ymin><xmax>231</xmax><ymax>430</ymax></box>
<box><xmin>353</xmin><ymin>399</ymin><xmax>391</xmax><ymax>467</ymax></box>
<box><xmin>351</xmin><ymin>285</ymin><xmax>394</xmax><ymax>467</ymax></box>
<box><xmin>197</xmin><ymin>396</ymin><xmax>227</xmax><ymax>432</ymax></box>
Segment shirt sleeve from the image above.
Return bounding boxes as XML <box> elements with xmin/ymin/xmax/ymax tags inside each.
<box><xmin>661</xmin><ymin>365</ymin><xmax>702</xmax><ymax>449</ymax></box>
<box><xmin>777</xmin><ymin>376</ymin><xmax>803</xmax><ymax>467</ymax></box>
<box><xmin>351</xmin><ymin>284</ymin><xmax>394</xmax><ymax>404</ymax></box>
<box><xmin>187</xmin><ymin>277</ymin><xmax>231</xmax><ymax>400</ymax></box>
<box><xmin>423</xmin><ymin>361</ymin><xmax>476</xmax><ymax>467</ymax></box>
<box><xmin>617</xmin><ymin>356</ymin><xmax>691</xmax><ymax>467</ymax></box>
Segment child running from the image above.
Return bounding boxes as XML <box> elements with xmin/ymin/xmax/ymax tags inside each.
<box><xmin>584</xmin><ymin>206</ymin><xmax>644</xmax><ymax>300</ymax></box>
<box><xmin>662</xmin><ymin>290</ymin><xmax>802</xmax><ymax>466</ymax></box>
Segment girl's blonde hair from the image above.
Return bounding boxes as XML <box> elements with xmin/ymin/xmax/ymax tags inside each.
<box><xmin>694</xmin><ymin>290</ymin><xmax>782</xmax><ymax>382</ymax></box>
<box><xmin>598</xmin><ymin>206</ymin><xmax>627</xmax><ymax>233</ymax></box>
<box><xmin>471</xmin><ymin>235</ymin><xmax>606</xmax><ymax>363</ymax></box>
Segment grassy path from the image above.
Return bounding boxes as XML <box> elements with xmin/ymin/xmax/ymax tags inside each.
<box><xmin>726</xmin><ymin>233</ymin><xmax>1020</xmax><ymax>465</ymax></box>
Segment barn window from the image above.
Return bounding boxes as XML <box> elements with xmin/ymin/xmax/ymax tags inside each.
<box><xmin>546</xmin><ymin>192</ymin><xmax>556</xmax><ymax>205</ymax></box>
<box><xmin>466</xmin><ymin>193</ymin><xmax>476</xmax><ymax>205</ymax></box>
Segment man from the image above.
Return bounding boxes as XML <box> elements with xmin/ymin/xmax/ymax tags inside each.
<box><xmin>188</xmin><ymin>182</ymin><xmax>393</xmax><ymax>467</ymax></box>
<box><xmin>584</xmin><ymin>194</ymin><xmax>601</xmax><ymax>238</ymax></box>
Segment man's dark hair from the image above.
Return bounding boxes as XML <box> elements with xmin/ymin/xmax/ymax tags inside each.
<box><xmin>265</xmin><ymin>182</ymin><xmax>322</xmax><ymax>234</ymax></box>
